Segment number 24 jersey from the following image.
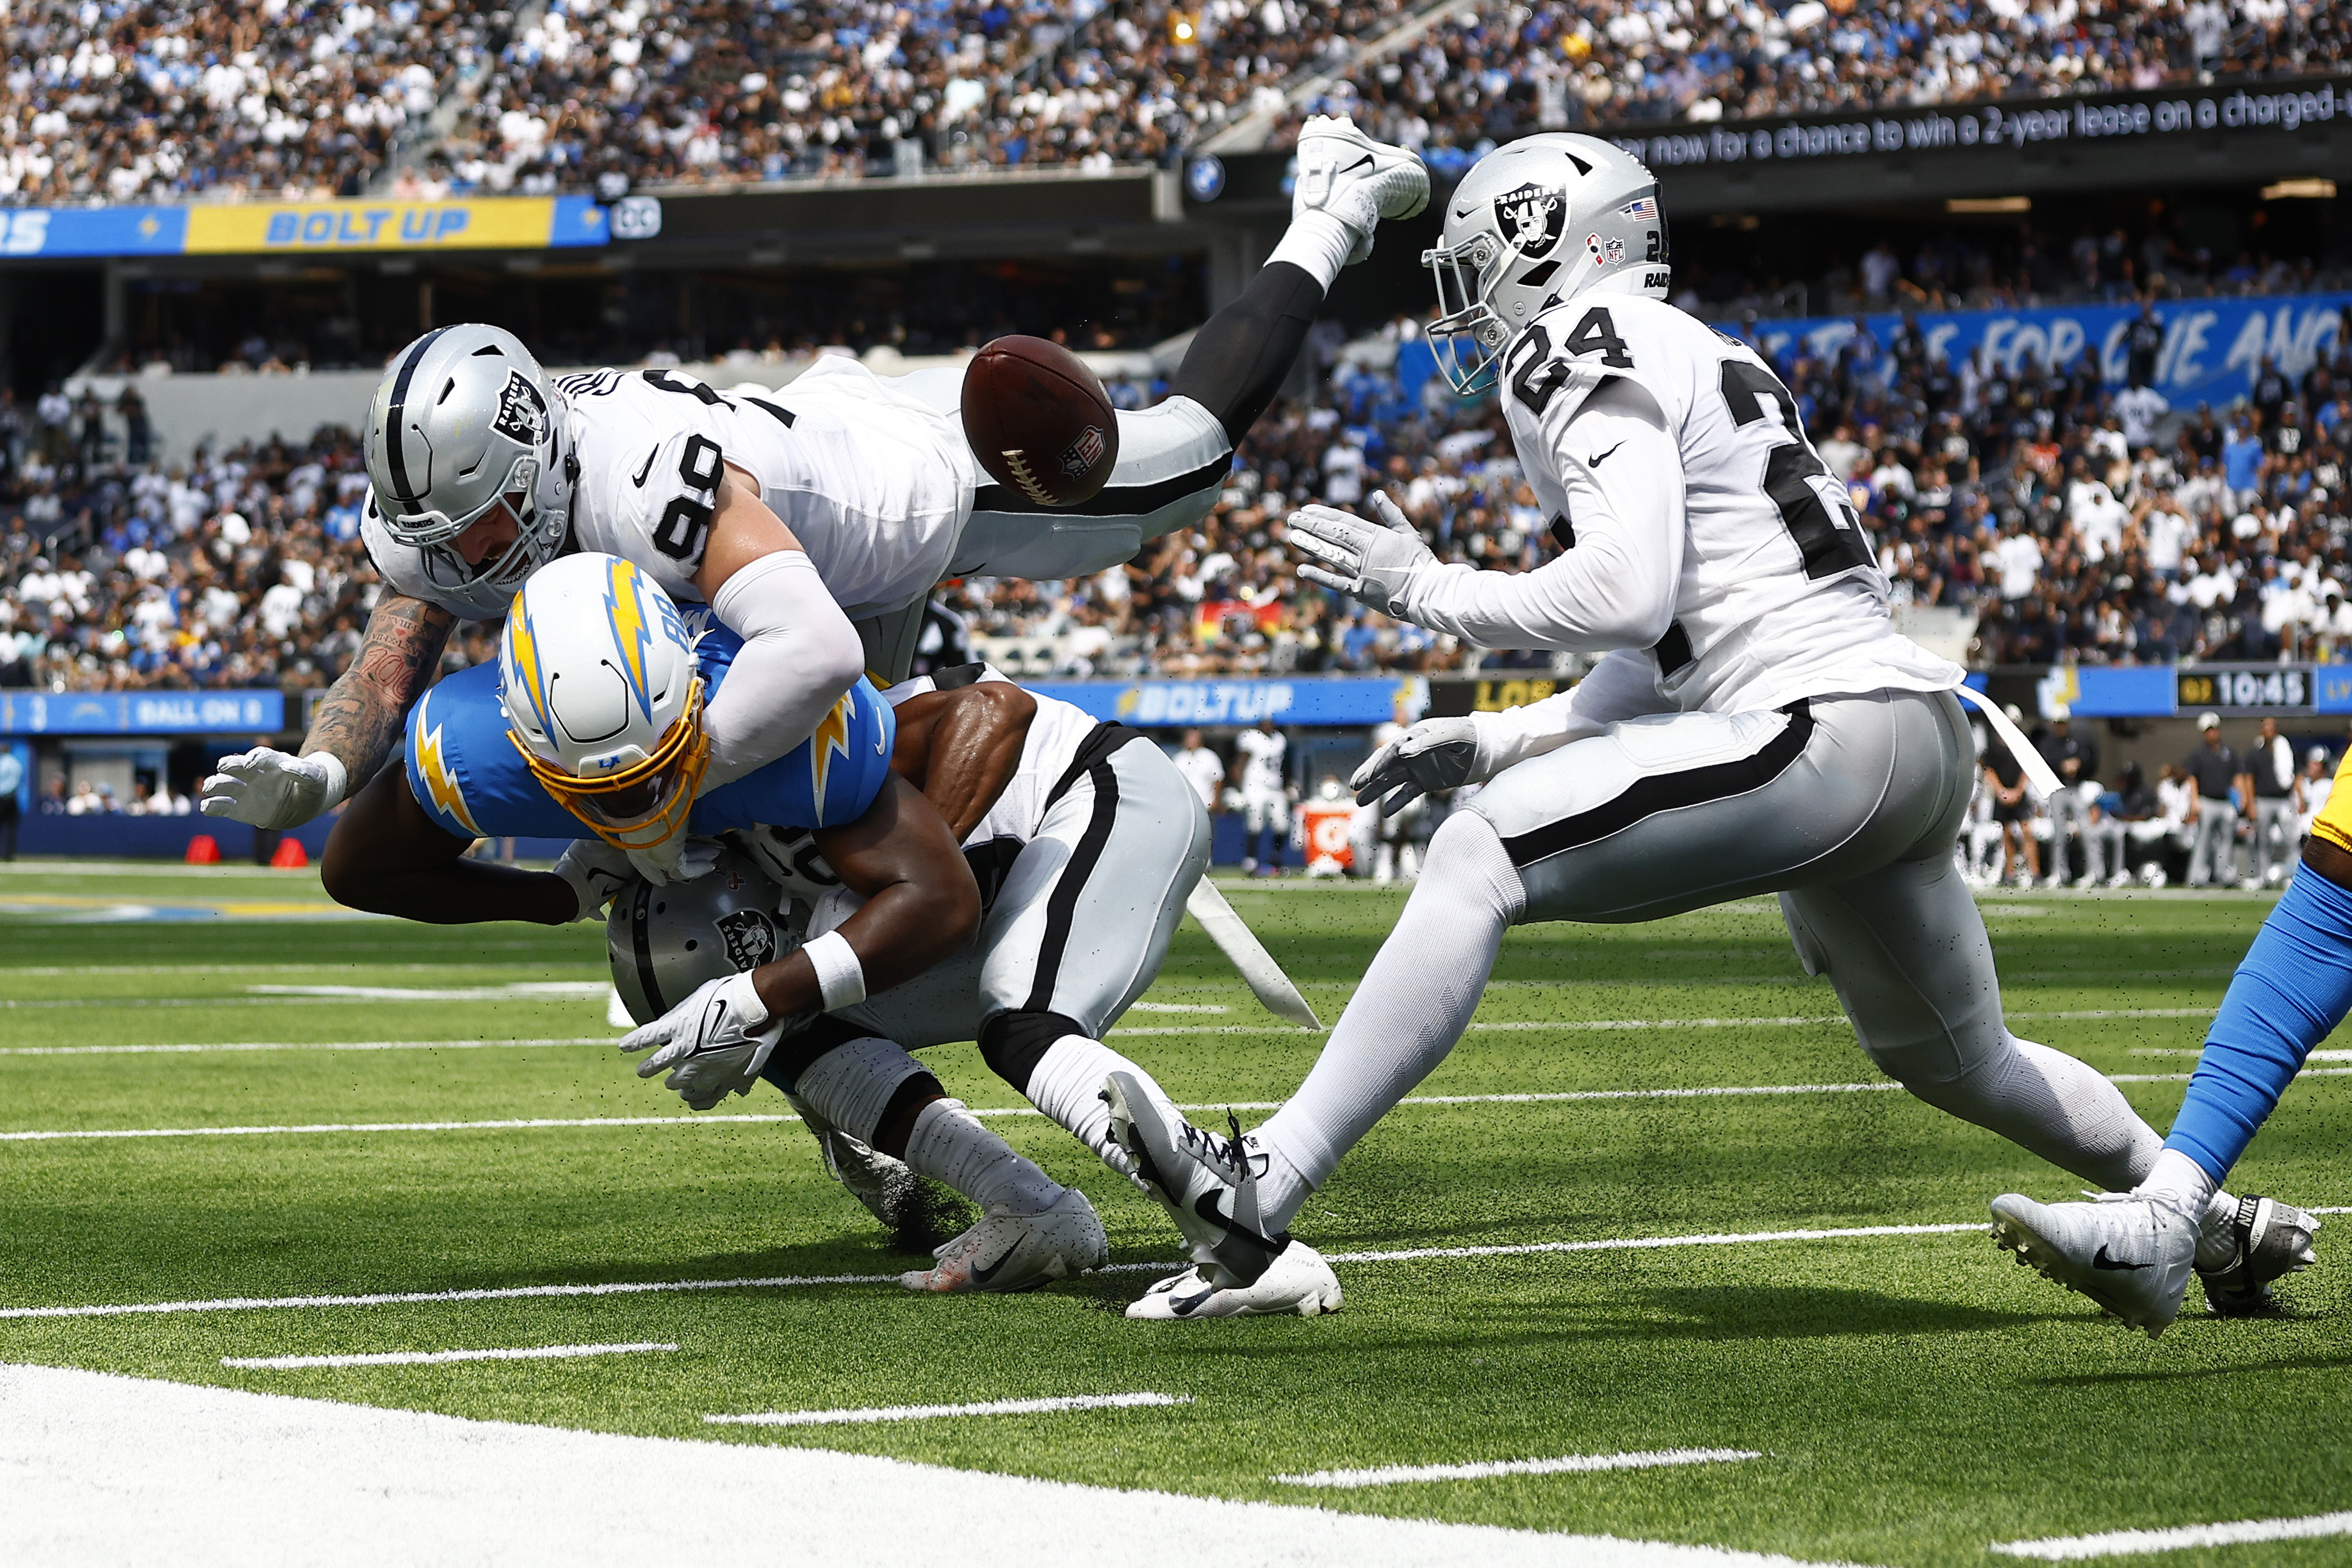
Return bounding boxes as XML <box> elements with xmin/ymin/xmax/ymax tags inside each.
<box><xmin>1498</xmin><ymin>292</ymin><xmax>1959</xmax><ymax>715</ymax></box>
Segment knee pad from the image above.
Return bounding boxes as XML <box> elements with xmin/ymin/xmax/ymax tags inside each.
<box><xmin>790</xmin><ymin>1034</ymin><xmax>934</xmax><ymax>1144</ymax></box>
<box><xmin>979</xmin><ymin>1009</ymin><xmax>1087</xmax><ymax>1094</ymax></box>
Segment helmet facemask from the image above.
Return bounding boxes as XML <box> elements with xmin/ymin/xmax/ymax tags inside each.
<box><xmin>393</xmin><ymin>450</ymin><xmax>571</xmax><ymax>603</ymax></box>
<box><xmin>1425</xmin><ymin>229</ymin><xmax>1527</xmax><ymax>396</ymax></box>
<box><xmin>511</xmin><ymin>673</ymin><xmax>711</xmax><ymax>852</ymax></box>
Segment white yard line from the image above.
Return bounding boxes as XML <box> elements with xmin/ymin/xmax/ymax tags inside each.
<box><xmin>0</xmin><ymin>1115</ymin><xmax>799</xmax><ymax>1143</ymax></box>
<box><xmin>1991</xmin><ymin>1510</ymin><xmax>2352</xmax><ymax>1559</ymax></box>
<box><xmin>0</xmin><ymin>1220</ymin><xmax>2011</xmax><ymax>1319</ymax></box>
<box><xmin>706</xmin><ymin>1392</ymin><xmax>1189</xmax><ymax>1427</ymax></box>
<box><xmin>0</xmin><ymin>1364</ymin><xmax>1849</xmax><ymax>1568</ymax></box>
<box><xmin>1277</xmin><ymin>1450</ymin><xmax>1763</xmax><ymax>1488</ymax></box>
<box><xmin>0</xmin><ymin>1038</ymin><xmax>614</xmax><ymax>1058</ymax></box>
<box><xmin>1112</xmin><ymin>1007</ymin><xmax>2233</xmax><ymax>1038</ymax></box>
<box><xmin>223</xmin><ymin>1341</ymin><xmax>676</xmax><ymax>1371</ymax></box>
<box><xmin>0</xmin><ymin>996</ymin><xmax>600</xmax><ymax>1010</ymax></box>
<box><xmin>246</xmin><ymin>983</ymin><xmax>609</xmax><ymax>1000</ymax></box>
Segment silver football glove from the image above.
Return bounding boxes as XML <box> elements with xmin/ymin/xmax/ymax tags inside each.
<box><xmin>198</xmin><ymin>747</ymin><xmax>349</xmax><ymax>829</ymax></box>
<box><xmin>1351</xmin><ymin>716</ymin><xmax>1480</xmax><ymax>816</ymax></box>
<box><xmin>626</xmin><ymin>835</ymin><xmax>723</xmax><ymax>886</ymax></box>
<box><xmin>552</xmin><ymin>839</ymin><xmax>636</xmax><ymax>923</ymax></box>
<box><xmin>619</xmin><ymin>971</ymin><xmax>804</xmax><ymax>1112</ymax></box>
<box><xmin>1286</xmin><ymin>491</ymin><xmax>1435</xmax><ymax>618</ymax></box>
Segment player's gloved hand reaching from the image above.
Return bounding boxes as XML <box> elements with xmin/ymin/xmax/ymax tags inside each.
<box><xmin>626</xmin><ymin>835</ymin><xmax>723</xmax><ymax>886</ymax></box>
<box><xmin>1352</xmin><ymin>716</ymin><xmax>1480</xmax><ymax>815</ymax></box>
<box><xmin>552</xmin><ymin>839</ymin><xmax>637</xmax><ymax>923</ymax></box>
<box><xmin>619</xmin><ymin>970</ymin><xmax>807</xmax><ymax>1111</ymax></box>
<box><xmin>1286</xmin><ymin>491</ymin><xmax>1435</xmax><ymax>618</ymax></box>
<box><xmin>199</xmin><ymin>747</ymin><xmax>348</xmax><ymax>829</ymax></box>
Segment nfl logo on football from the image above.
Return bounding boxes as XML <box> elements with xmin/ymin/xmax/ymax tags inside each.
<box><xmin>1060</xmin><ymin>425</ymin><xmax>1107</xmax><ymax>478</ymax></box>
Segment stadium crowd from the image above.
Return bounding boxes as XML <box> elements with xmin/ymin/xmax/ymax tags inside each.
<box><xmin>8</xmin><ymin>288</ymin><xmax>2352</xmax><ymax>690</ymax></box>
<box><xmin>11</xmin><ymin>0</ymin><xmax>2337</xmax><ymax>202</ymax></box>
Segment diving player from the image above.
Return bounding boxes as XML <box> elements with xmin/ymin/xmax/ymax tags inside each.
<box><xmin>1100</xmin><ymin>133</ymin><xmax>2303</xmax><ymax>1314</ymax></box>
<box><xmin>199</xmin><ymin>115</ymin><xmax>1433</xmax><ymax>876</ymax></box>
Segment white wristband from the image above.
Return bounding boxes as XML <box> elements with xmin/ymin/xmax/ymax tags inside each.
<box><xmin>801</xmin><ymin>930</ymin><xmax>867</xmax><ymax>1012</ymax></box>
<box><xmin>304</xmin><ymin>751</ymin><xmax>351</xmax><ymax>811</ymax></box>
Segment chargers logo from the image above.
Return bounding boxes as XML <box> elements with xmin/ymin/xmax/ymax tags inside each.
<box><xmin>602</xmin><ymin>558</ymin><xmax>658</xmax><ymax>721</ymax></box>
<box><xmin>808</xmin><ymin>690</ymin><xmax>855</xmax><ymax>820</ymax></box>
<box><xmin>412</xmin><ymin>694</ymin><xmax>481</xmax><ymax>837</ymax></box>
<box><xmin>1494</xmin><ymin>183</ymin><xmax>1564</xmax><ymax>260</ymax></box>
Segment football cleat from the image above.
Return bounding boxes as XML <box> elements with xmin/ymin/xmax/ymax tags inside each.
<box><xmin>1102</xmin><ymin>1070</ymin><xmax>1288</xmax><ymax>1289</ymax></box>
<box><xmin>2198</xmin><ymin>1195</ymin><xmax>2321</xmax><ymax>1316</ymax></box>
<box><xmin>898</xmin><ymin>1188</ymin><xmax>1107</xmax><ymax>1294</ymax></box>
<box><xmin>788</xmin><ymin>1093</ymin><xmax>972</xmax><ymax>1252</ymax></box>
<box><xmin>1293</xmin><ymin>114</ymin><xmax>1429</xmax><ymax>264</ymax></box>
<box><xmin>1990</xmin><ymin>1191</ymin><xmax>2198</xmax><ymax>1339</ymax></box>
<box><xmin>1126</xmin><ymin>1241</ymin><xmax>1344</xmax><ymax>1320</ymax></box>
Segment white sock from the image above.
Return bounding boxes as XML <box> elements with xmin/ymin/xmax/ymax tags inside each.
<box><xmin>1254</xmin><ymin>811</ymin><xmax>1524</xmax><ymax>1234</ymax></box>
<box><xmin>1266</xmin><ymin>210</ymin><xmax>1359</xmax><ymax>292</ymax></box>
<box><xmin>1900</xmin><ymin>1034</ymin><xmax>2162</xmax><ymax>1193</ymax></box>
<box><xmin>1024</xmin><ymin>1034</ymin><xmax>1139</xmax><ymax>1172</ymax></box>
<box><xmin>2136</xmin><ymin>1147</ymin><xmax>2241</xmax><ymax>1266</ymax></box>
<box><xmin>902</xmin><ymin>1098</ymin><xmax>1063</xmax><ymax>1218</ymax></box>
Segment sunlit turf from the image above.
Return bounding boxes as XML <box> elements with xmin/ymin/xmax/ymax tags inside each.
<box><xmin>1</xmin><ymin>866</ymin><xmax>2344</xmax><ymax>1566</ymax></box>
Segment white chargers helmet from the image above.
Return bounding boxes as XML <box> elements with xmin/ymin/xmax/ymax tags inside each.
<box><xmin>607</xmin><ymin>848</ymin><xmax>805</xmax><ymax>1024</ymax></box>
<box><xmin>500</xmin><ymin>552</ymin><xmax>709</xmax><ymax>853</ymax></box>
<box><xmin>1423</xmin><ymin>133</ymin><xmax>1671</xmax><ymax>395</ymax></box>
<box><xmin>365</xmin><ymin>323</ymin><xmax>573</xmax><ymax>607</ymax></box>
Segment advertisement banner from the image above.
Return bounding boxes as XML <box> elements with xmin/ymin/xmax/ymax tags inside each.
<box><xmin>1025</xmin><ymin>678</ymin><xmax>1424</xmax><ymax>728</ymax></box>
<box><xmin>0</xmin><ymin>690</ymin><xmax>283</xmax><ymax>735</ymax></box>
<box><xmin>1736</xmin><ymin>291</ymin><xmax>2352</xmax><ymax>412</ymax></box>
<box><xmin>0</xmin><ymin>205</ymin><xmax>189</xmax><ymax>258</ymax></box>
<box><xmin>182</xmin><ymin>194</ymin><xmax>608</xmax><ymax>254</ymax></box>
<box><xmin>1606</xmin><ymin>76</ymin><xmax>2352</xmax><ymax>175</ymax></box>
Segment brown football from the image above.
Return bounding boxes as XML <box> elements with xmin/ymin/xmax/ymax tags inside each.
<box><xmin>960</xmin><ymin>335</ymin><xmax>1120</xmax><ymax>507</ymax></box>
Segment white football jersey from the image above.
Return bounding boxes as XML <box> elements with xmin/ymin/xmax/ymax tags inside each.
<box><xmin>1235</xmin><ymin>728</ymin><xmax>1288</xmax><ymax>796</ymax></box>
<box><xmin>366</xmin><ymin>357</ymin><xmax>976</xmax><ymax>621</ymax></box>
<box><xmin>1497</xmin><ymin>293</ymin><xmax>1959</xmax><ymax>714</ymax></box>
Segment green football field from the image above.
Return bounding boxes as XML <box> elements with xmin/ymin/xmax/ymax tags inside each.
<box><xmin>1</xmin><ymin>860</ymin><xmax>2346</xmax><ymax>1566</ymax></box>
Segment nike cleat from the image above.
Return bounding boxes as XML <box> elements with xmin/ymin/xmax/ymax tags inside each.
<box><xmin>898</xmin><ymin>1188</ymin><xmax>1107</xmax><ymax>1294</ymax></box>
<box><xmin>2198</xmin><ymin>1195</ymin><xmax>2322</xmax><ymax>1316</ymax></box>
<box><xmin>1293</xmin><ymin>113</ymin><xmax>1429</xmax><ymax>263</ymax></box>
<box><xmin>1990</xmin><ymin>1191</ymin><xmax>2198</xmax><ymax>1339</ymax></box>
<box><xmin>1126</xmin><ymin>1241</ymin><xmax>1344</xmax><ymax>1321</ymax></box>
<box><xmin>1102</xmin><ymin>1070</ymin><xmax>1288</xmax><ymax>1289</ymax></box>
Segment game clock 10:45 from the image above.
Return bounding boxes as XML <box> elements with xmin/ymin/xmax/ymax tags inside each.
<box><xmin>2176</xmin><ymin>666</ymin><xmax>2312</xmax><ymax>714</ymax></box>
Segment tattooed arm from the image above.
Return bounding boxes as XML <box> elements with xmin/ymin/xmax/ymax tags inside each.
<box><xmin>199</xmin><ymin>594</ymin><xmax>457</xmax><ymax>829</ymax></box>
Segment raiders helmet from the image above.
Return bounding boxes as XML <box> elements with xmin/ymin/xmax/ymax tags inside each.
<box><xmin>364</xmin><ymin>323</ymin><xmax>573</xmax><ymax>604</ymax></box>
<box><xmin>606</xmin><ymin>847</ymin><xmax>806</xmax><ymax>1025</ymax></box>
<box><xmin>1423</xmin><ymin>134</ymin><xmax>1670</xmax><ymax>395</ymax></box>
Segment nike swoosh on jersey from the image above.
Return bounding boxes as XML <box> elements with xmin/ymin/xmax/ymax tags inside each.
<box><xmin>2091</xmin><ymin>1244</ymin><xmax>2152</xmax><ymax>1271</ymax></box>
<box><xmin>970</xmin><ymin>1243</ymin><xmax>1022</xmax><ymax>1285</ymax></box>
<box><xmin>631</xmin><ymin>450</ymin><xmax>657</xmax><ymax>487</ymax></box>
<box><xmin>1588</xmin><ymin>441</ymin><xmax>1626</xmax><ymax>467</ymax></box>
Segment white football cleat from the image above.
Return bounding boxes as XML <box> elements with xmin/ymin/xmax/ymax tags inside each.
<box><xmin>1293</xmin><ymin>113</ymin><xmax>1428</xmax><ymax>263</ymax></box>
<box><xmin>787</xmin><ymin>1092</ymin><xmax>971</xmax><ymax>1250</ymax></box>
<box><xmin>1103</xmin><ymin>1070</ymin><xmax>1288</xmax><ymax>1289</ymax></box>
<box><xmin>2197</xmin><ymin>1195</ymin><xmax>2322</xmax><ymax>1316</ymax></box>
<box><xmin>1127</xmin><ymin>1241</ymin><xmax>1343</xmax><ymax>1320</ymax></box>
<box><xmin>899</xmin><ymin>1189</ymin><xmax>1107</xmax><ymax>1294</ymax></box>
<box><xmin>1990</xmin><ymin>1191</ymin><xmax>2198</xmax><ymax>1338</ymax></box>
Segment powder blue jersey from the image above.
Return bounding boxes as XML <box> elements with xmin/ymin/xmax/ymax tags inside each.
<box><xmin>404</xmin><ymin>617</ymin><xmax>895</xmax><ymax>842</ymax></box>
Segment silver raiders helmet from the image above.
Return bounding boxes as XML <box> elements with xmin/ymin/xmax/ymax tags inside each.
<box><xmin>606</xmin><ymin>847</ymin><xmax>807</xmax><ymax>1025</ymax></box>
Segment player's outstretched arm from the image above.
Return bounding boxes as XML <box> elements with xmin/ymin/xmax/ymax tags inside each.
<box><xmin>319</xmin><ymin>761</ymin><xmax>589</xmax><ymax>924</ymax></box>
<box><xmin>691</xmin><ymin>464</ymin><xmax>865</xmax><ymax>790</ymax></box>
<box><xmin>886</xmin><ymin>682</ymin><xmax>1038</xmax><ymax>840</ymax></box>
<box><xmin>200</xmin><ymin>593</ymin><xmax>456</xmax><ymax>828</ymax></box>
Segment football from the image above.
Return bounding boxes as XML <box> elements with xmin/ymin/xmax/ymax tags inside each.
<box><xmin>960</xmin><ymin>334</ymin><xmax>1121</xmax><ymax>507</ymax></box>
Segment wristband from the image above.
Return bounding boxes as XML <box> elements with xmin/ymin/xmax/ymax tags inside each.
<box><xmin>801</xmin><ymin>930</ymin><xmax>867</xmax><ymax>1012</ymax></box>
<box><xmin>304</xmin><ymin>751</ymin><xmax>351</xmax><ymax>810</ymax></box>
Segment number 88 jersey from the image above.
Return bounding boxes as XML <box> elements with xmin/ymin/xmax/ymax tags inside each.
<box><xmin>1499</xmin><ymin>291</ymin><xmax>1960</xmax><ymax>714</ymax></box>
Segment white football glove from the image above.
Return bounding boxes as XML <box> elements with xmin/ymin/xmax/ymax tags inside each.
<box><xmin>1351</xmin><ymin>715</ymin><xmax>1481</xmax><ymax>816</ymax></box>
<box><xmin>619</xmin><ymin>971</ymin><xmax>803</xmax><ymax>1112</ymax></box>
<box><xmin>626</xmin><ymin>835</ymin><xmax>723</xmax><ymax>886</ymax></box>
<box><xmin>552</xmin><ymin>839</ymin><xmax>637</xmax><ymax>923</ymax></box>
<box><xmin>1286</xmin><ymin>491</ymin><xmax>1435</xmax><ymax>618</ymax></box>
<box><xmin>198</xmin><ymin>748</ymin><xmax>349</xmax><ymax>830</ymax></box>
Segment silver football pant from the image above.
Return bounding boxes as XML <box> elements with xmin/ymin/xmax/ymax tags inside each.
<box><xmin>1466</xmin><ymin>687</ymin><xmax>2007</xmax><ymax>1081</ymax></box>
<box><xmin>2187</xmin><ymin>805</ymin><xmax>2239</xmax><ymax>886</ymax></box>
<box><xmin>2253</xmin><ymin>797</ymin><xmax>2298</xmax><ymax>884</ymax></box>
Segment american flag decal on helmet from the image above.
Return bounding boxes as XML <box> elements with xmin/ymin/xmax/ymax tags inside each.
<box><xmin>1619</xmin><ymin>196</ymin><xmax>1660</xmax><ymax>223</ymax></box>
<box><xmin>1060</xmin><ymin>425</ymin><xmax>1107</xmax><ymax>478</ymax></box>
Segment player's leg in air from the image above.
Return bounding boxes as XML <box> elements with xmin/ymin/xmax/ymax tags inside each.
<box><xmin>1986</xmin><ymin>787</ymin><xmax>2342</xmax><ymax>1334</ymax></box>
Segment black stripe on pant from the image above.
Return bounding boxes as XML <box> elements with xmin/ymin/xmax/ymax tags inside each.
<box><xmin>1500</xmin><ymin>700</ymin><xmax>1816</xmax><ymax>870</ymax></box>
<box><xmin>1020</xmin><ymin>757</ymin><xmax>1122</xmax><ymax>1015</ymax></box>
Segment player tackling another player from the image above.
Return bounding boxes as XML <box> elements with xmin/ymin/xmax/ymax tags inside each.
<box><xmin>1101</xmin><ymin>131</ymin><xmax>2321</xmax><ymax>1330</ymax></box>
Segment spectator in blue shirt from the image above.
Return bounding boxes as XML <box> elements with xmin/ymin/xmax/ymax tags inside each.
<box><xmin>2221</xmin><ymin>417</ymin><xmax>2267</xmax><ymax>509</ymax></box>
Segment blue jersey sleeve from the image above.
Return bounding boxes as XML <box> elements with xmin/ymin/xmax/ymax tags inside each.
<box><xmin>690</xmin><ymin>675</ymin><xmax>896</xmax><ymax>835</ymax></box>
<box><xmin>404</xmin><ymin>664</ymin><xmax>589</xmax><ymax>841</ymax></box>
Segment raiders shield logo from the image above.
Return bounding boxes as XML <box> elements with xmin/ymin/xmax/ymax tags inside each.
<box><xmin>490</xmin><ymin>369</ymin><xmax>548</xmax><ymax>446</ymax></box>
<box><xmin>1060</xmin><ymin>425</ymin><xmax>1107</xmax><ymax>478</ymax></box>
<box><xmin>713</xmin><ymin>908</ymin><xmax>778</xmax><ymax>972</ymax></box>
<box><xmin>1493</xmin><ymin>182</ymin><xmax>1564</xmax><ymax>260</ymax></box>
